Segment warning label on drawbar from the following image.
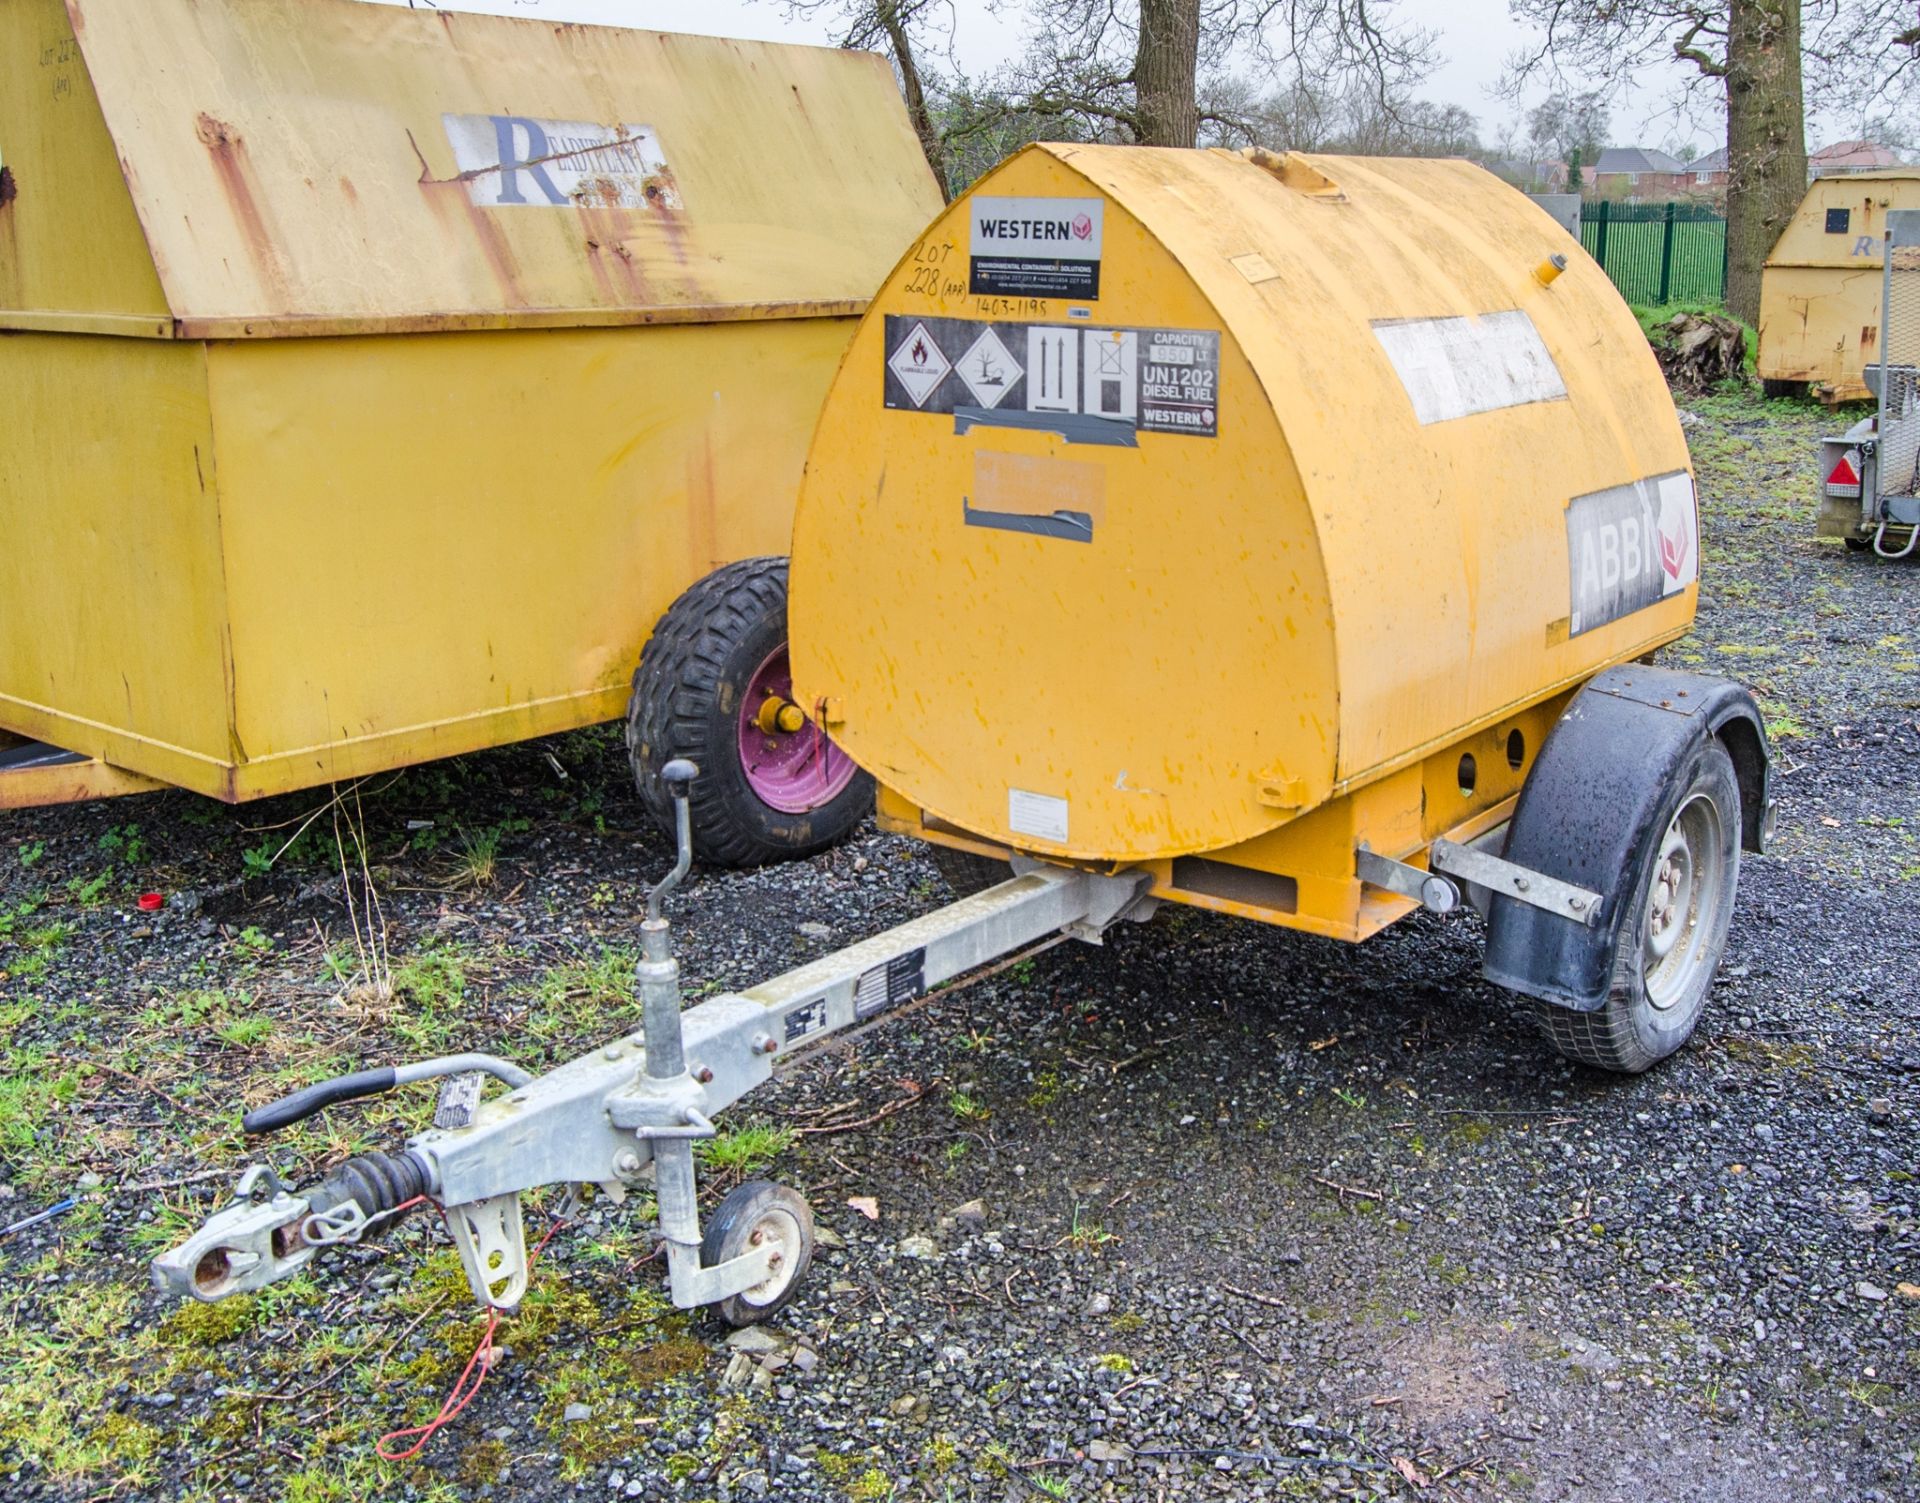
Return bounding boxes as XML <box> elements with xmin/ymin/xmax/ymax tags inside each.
<box><xmin>883</xmin><ymin>316</ymin><xmax>1220</xmax><ymax>438</ymax></box>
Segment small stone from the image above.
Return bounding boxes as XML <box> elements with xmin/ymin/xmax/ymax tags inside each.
<box><xmin>749</xmin><ymin>1365</ymin><xmax>774</xmax><ymax>1393</ymax></box>
<box><xmin>1082</xmin><ymin>1293</ymin><xmax>1112</xmax><ymax>1319</ymax></box>
<box><xmin>75</xmin><ymin>1172</ymin><xmax>103</xmax><ymax>1192</ymax></box>
<box><xmin>624</xmin><ymin>1482</ymin><xmax>645</xmax><ymax>1499</ymax></box>
<box><xmin>1087</xmin><ymin>1439</ymin><xmax>1132</xmax><ymax>1464</ymax></box>
<box><xmin>814</xmin><ymin>1226</ymin><xmax>846</xmax><ymax>1250</ymax></box>
<box><xmin>891</xmin><ymin>1395</ymin><xmax>918</xmax><ymax>1417</ymax></box>
<box><xmin>607</xmin><ymin>1473</ymin><xmax>625</xmax><ymax>1491</ymax></box>
<box><xmin>563</xmin><ymin>1403</ymin><xmax>592</xmax><ymax>1423</ymax></box>
<box><xmin>1867</xmin><ymin>1098</ymin><xmax>1894</xmax><ymax>1126</ymax></box>
<box><xmin>938</xmin><ymin>1344</ymin><xmax>968</xmax><ymax>1365</ymax></box>
<box><xmin>896</xmin><ymin>1234</ymin><xmax>938</xmax><ymax>1260</ymax></box>
<box><xmin>1857</xmin><ymin>1281</ymin><xmax>1889</xmax><ymax>1302</ymax></box>
<box><xmin>725</xmin><ymin>1326</ymin><xmax>790</xmax><ymax>1354</ymax></box>
<box><xmin>149</xmin><ymin>1392</ymin><xmax>177</xmax><ymax>1408</ymax></box>
<box><xmin>722</xmin><ymin>1352</ymin><xmax>755</xmax><ymax>1389</ymax></box>
<box><xmin>791</xmin><ymin>1346</ymin><xmax>819</xmax><ymax>1373</ymax></box>
<box><xmin>1214</xmin><ymin>1455</ymin><xmax>1234</xmax><ymax>1471</ymax></box>
<box><xmin>798</xmin><ymin>921</ymin><xmax>833</xmax><ymax>940</ymax></box>
<box><xmin>489</xmin><ymin>1426</ymin><xmax>515</xmax><ymax>1442</ymax></box>
<box><xmin>948</xmin><ymin>1199</ymin><xmax>987</xmax><ymax>1228</ymax></box>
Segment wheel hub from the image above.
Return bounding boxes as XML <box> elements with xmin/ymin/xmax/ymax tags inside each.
<box><xmin>736</xmin><ymin>645</ymin><xmax>859</xmax><ymax>815</ymax></box>
<box><xmin>1642</xmin><ymin>792</ymin><xmax>1723</xmax><ymax>1011</ymax></box>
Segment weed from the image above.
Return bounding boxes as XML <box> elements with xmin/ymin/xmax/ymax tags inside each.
<box><xmin>241</xmin><ymin>837</ymin><xmax>277</xmax><ymax>879</ymax></box>
<box><xmin>215</xmin><ymin>1013</ymin><xmax>274</xmax><ymax>1049</ymax></box>
<box><xmin>452</xmin><ymin>824</ymin><xmax>502</xmax><ymax>888</ymax></box>
<box><xmin>18</xmin><ymin>840</ymin><xmax>44</xmax><ymax>868</ymax></box>
<box><xmin>64</xmin><ymin>869</ymin><xmax>112</xmax><ymax>908</ymax></box>
<box><xmin>1094</xmin><ymin>1352</ymin><xmax>1133</xmax><ymax>1374</ymax></box>
<box><xmin>232</xmin><ymin>925</ymin><xmax>273</xmax><ymax>955</ymax></box>
<box><xmin>1066</xmin><ymin>1203</ymin><xmax>1116</xmax><ymax>1252</ymax></box>
<box><xmin>698</xmin><ymin>1121</ymin><xmax>795</xmax><ymax>1178</ymax></box>
<box><xmin>1027</xmin><ymin>1067</ymin><xmax>1062</xmax><ymax>1109</ymax></box>
<box><xmin>1031</xmin><ymin>1474</ymin><xmax>1071</xmax><ymax>1499</ymax></box>
<box><xmin>96</xmin><ymin>825</ymin><xmax>148</xmax><ymax>864</ymax></box>
<box><xmin>948</xmin><ymin>1090</ymin><xmax>989</xmax><ymax>1122</ymax></box>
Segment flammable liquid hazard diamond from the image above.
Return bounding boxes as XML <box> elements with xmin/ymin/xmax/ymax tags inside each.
<box><xmin>887</xmin><ymin>322</ymin><xmax>952</xmax><ymax>408</ymax></box>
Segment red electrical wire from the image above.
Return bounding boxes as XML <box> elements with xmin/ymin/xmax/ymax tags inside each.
<box><xmin>376</xmin><ymin>1207</ymin><xmax>568</xmax><ymax>1462</ymax></box>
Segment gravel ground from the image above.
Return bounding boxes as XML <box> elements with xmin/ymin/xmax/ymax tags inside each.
<box><xmin>0</xmin><ymin>384</ymin><xmax>1916</xmax><ymax>1503</ymax></box>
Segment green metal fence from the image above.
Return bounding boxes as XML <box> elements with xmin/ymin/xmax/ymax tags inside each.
<box><xmin>1579</xmin><ymin>200</ymin><xmax>1727</xmax><ymax>306</ymax></box>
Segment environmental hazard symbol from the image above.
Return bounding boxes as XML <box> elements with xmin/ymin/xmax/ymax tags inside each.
<box><xmin>956</xmin><ymin>327</ymin><xmax>1022</xmax><ymax>409</ymax></box>
<box><xmin>887</xmin><ymin>322</ymin><xmax>952</xmax><ymax>408</ymax></box>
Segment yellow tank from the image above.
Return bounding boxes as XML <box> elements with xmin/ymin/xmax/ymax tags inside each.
<box><xmin>1758</xmin><ymin>169</ymin><xmax>1920</xmax><ymax>401</ymax></box>
<box><xmin>0</xmin><ymin>0</ymin><xmax>939</xmax><ymax>806</ymax></box>
<box><xmin>792</xmin><ymin>144</ymin><xmax>1702</xmax><ymax>941</ymax></box>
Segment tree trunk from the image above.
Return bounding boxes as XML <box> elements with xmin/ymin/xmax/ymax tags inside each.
<box><xmin>1722</xmin><ymin>0</ymin><xmax>1805</xmax><ymax>324</ymax></box>
<box><xmin>1132</xmin><ymin>0</ymin><xmax>1201</xmax><ymax>147</ymax></box>
<box><xmin>878</xmin><ymin>1</ymin><xmax>948</xmax><ymax>198</ymax></box>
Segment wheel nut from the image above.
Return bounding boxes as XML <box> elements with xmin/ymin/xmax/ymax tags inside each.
<box><xmin>694</xmin><ymin>1066</ymin><xmax>714</xmax><ymax>1084</ymax></box>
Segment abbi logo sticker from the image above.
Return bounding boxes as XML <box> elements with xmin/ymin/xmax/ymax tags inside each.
<box><xmin>1566</xmin><ymin>471</ymin><xmax>1698</xmax><ymax>637</ymax></box>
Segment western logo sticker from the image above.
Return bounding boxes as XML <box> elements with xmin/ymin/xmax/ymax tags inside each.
<box><xmin>882</xmin><ymin>316</ymin><xmax>1219</xmax><ymax>439</ymax></box>
<box><xmin>969</xmin><ymin>195</ymin><xmax>1104</xmax><ymax>299</ymax></box>
<box><xmin>1566</xmin><ymin>472</ymin><xmax>1698</xmax><ymax>636</ymax></box>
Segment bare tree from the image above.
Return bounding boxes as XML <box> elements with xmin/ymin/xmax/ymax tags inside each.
<box><xmin>1504</xmin><ymin>0</ymin><xmax>1919</xmax><ymax>321</ymax></box>
<box><xmin>1526</xmin><ymin>91</ymin><xmax>1611</xmax><ymax>166</ymax></box>
<box><xmin>998</xmin><ymin>0</ymin><xmax>1437</xmax><ymax>148</ymax></box>
<box><xmin>775</xmin><ymin>1</ymin><xmax>957</xmax><ymax>189</ymax></box>
<box><xmin>1217</xmin><ymin>79</ymin><xmax>1480</xmax><ymax>157</ymax></box>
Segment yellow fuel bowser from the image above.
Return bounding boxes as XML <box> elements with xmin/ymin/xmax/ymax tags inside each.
<box><xmin>159</xmin><ymin>147</ymin><xmax>1773</xmax><ymax>1338</ymax></box>
<box><xmin>1758</xmin><ymin>168</ymin><xmax>1920</xmax><ymax>402</ymax></box>
<box><xmin>0</xmin><ymin>0</ymin><xmax>941</xmax><ymax>863</ymax></box>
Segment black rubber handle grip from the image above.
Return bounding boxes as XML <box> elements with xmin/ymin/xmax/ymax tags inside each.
<box><xmin>242</xmin><ymin>1066</ymin><xmax>397</xmax><ymax>1135</ymax></box>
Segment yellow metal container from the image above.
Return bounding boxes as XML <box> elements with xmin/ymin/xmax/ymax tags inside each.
<box><xmin>792</xmin><ymin>144</ymin><xmax>1699</xmax><ymax>941</ymax></box>
<box><xmin>1758</xmin><ymin>169</ymin><xmax>1920</xmax><ymax>401</ymax></box>
<box><xmin>0</xmin><ymin>0</ymin><xmax>940</xmax><ymax>802</ymax></box>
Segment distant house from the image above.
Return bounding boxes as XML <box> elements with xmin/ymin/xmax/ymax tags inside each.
<box><xmin>1589</xmin><ymin>147</ymin><xmax>1689</xmax><ymax>201</ymax></box>
<box><xmin>1684</xmin><ymin>147</ymin><xmax>1728</xmax><ymax>187</ymax></box>
<box><xmin>1810</xmin><ymin>140</ymin><xmax>1903</xmax><ymax>177</ymax></box>
<box><xmin>1678</xmin><ymin>147</ymin><xmax>1728</xmax><ymax>206</ymax></box>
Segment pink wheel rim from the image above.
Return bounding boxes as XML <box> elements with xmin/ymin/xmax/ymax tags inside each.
<box><xmin>736</xmin><ymin>644</ymin><xmax>859</xmax><ymax>814</ymax></box>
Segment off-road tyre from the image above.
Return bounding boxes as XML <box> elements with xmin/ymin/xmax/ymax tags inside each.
<box><xmin>1761</xmin><ymin>378</ymin><xmax>1808</xmax><ymax>400</ymax></box>
<box><xmin>1531</xmin><ymin>739</ymin><xmax>1741</xmax><ymax>1074</ymax></box>
<box><xmin>627</xmin><ymin>558</ymin><xmax>873</xmax><ymax>868</ymax></box>
<box><xmin>929</xmin><ymin>844</ymin><xmax>1010</xmax><ymax>898</ymax></box>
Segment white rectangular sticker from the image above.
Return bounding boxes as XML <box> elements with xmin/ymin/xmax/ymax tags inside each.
<box><xmin>442</xmin><ymin>113</ymin><xmax>679</xmax><ymax>211</ymax></box>
<box><xmin>1566</xmin><ymin>471</ymin><xmax>1698</xmax><ymax>636</ymax></box>
<box><xmin>970</xmin><ymin>196</ymin><xmax>1104</xmax><ymax>299</ymax></box>
<box><xmin>1371</xmin><ymin>310</ymin><xmax>1568</xmax><ymax>425</ymax></box>
<box><xmin>1008</xmin><ymin>788</ymin><xmax>1069</xmax><ymax>844</ymax></box>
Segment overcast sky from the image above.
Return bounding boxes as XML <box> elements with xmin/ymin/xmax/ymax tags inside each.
<box><xmin>359</xmin><ymin>0</ymin><xmax>1749</xmax><ymax>155</ymax></box>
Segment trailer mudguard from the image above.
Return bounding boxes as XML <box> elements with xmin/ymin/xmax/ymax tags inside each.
<box><xmin>1483</xmin><ymin>666</ymin><xmax>1771</xmax><ymax>1011</ymax></box>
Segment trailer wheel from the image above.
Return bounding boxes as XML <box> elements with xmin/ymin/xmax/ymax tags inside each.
<box><xmin>1761</xmin><ymin>379</ymin><xmax>1807</xmax><ymax>400</ymax></box>
<box><xmin>1531</xmin><ymin>740</ymin><xmax>1740</xmax><ymax>1073</ymax></box>
<box><xmin>929</xmin><ymin>844</ymin><xmax>1010</xmax><ymax>897</ymax></box>
<box><xmin>628</xmin><ymin>558</ymin><xmax>872</xmax><ymax>868</ymax></box>
<box><xmin>701</xmin><ymin>1180</ymin><xmax>814</xmax><ymax>1327</ymax></box>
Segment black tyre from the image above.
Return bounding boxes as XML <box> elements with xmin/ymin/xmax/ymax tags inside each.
<box><xmin>1531</xmin><ymin>739</ymin><xmax>1741</xmax><ymax>1073</ymax></box>
<box><xmin>700</xmin><ymin>1180</ymin><xmax>814</xmax><ymax>1328</ymax></box>
<box><xmin>627</xmin><ymin>558</ymin><xmax>873</xmax><ymax>868</ymax></box>
<box><xmin>1844</xmin><ymin>536</ymin><xmax>1873</xmax><ymax>552</ymax></box>
<box><xmin>1761</xmin><ymin>378</ymin><xmax>1807</xmax><ymax>400</ymax></box>
<box><xmin>929</xmin><ymin>843</ymin><xmax>1010</xmax><ymax>898</ymax></box>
